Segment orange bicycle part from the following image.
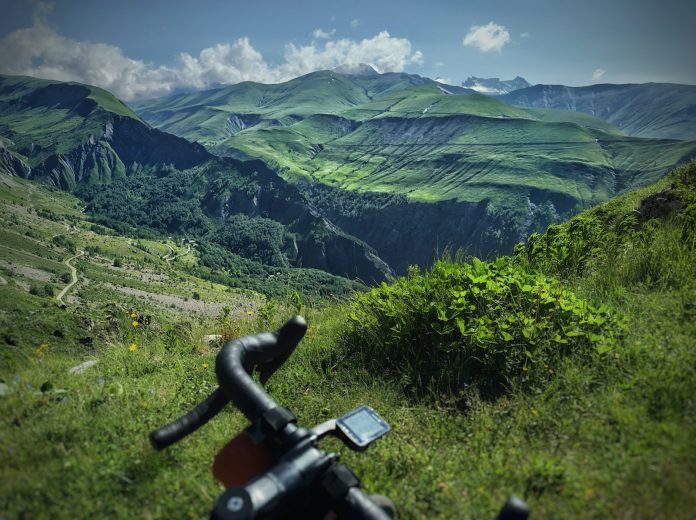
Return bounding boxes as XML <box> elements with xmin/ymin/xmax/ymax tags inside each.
<box><xmin>212</xmin><ymin>431</ymin><xmax>274</xmax><ymax>488</ymax></box>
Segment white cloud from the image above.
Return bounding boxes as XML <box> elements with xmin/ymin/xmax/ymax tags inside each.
<box><xmin>0</xmin><ymin>22</ymin><xmax>180</xmax><ymax>100</ymax></box>
<box><xmin>351</xmin><ymin>19</ymin><xmax>360</xmax><ymax>28</ymax></box>
<box><xmin>434</xmin><ymin>77</ymin><xmax>452</xmax><ymax>84</ymax></box>
<box><xmin>0</xmin><ymin>12</ymin><xmax>423</xmax><ymax>100</ymax></box>
<box><xmin>312</xmin><ymin>28</ymin><xmax>336</xmax><ymax>40</ymax></box>
<box><xmin>592</xmin><ymin>68</ymin><xmax>606</xmax><ymax>81</ymax></box>
<box><xmin>279</xmin><ymin>31</ymin><xmax>422</xmax><ymax>79</ymax></box>
<box><xmin>463</xmin><ymin>22</ymin><xmax>511</xmax><ymax>53</ymax></box>
<box><xmin>520</xmin><ymin>32</ymin><xmax>531</xmax><ymax>39</ymax></box>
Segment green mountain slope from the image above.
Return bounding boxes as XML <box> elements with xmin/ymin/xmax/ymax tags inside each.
<box><xmin>135</xmin><ymin>70</ymin><xmax>696</xmax><ymax>272</ymax></box>
<box><xmin>0</xmin><ymin>75</ymin><xmax>211</xmax><ymax>189</ymax></box>
<box><xmin>131</xmin><ymin>69</ymin><xmax>458</xmax><ymax>143</ymax></box>
<box><xmin>0</xmin><ymin>75</ymin><xmax>392</xmax><ymax>282</ymax></box>
<box><xmin>500</xmin><ymin>82</ymin><xmax>696</xmax><ymax>140</ymax></box>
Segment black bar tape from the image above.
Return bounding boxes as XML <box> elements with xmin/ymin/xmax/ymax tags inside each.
<box><xmin>215</xmin><ymin>316</ymin><xmax>307</xmax><ymax>421</ymax></box>
<box><xmin>150</xmin><ymin>388</ymin><xmax>229</xmax><ymax>450</ymax></box>
<box><xmin>339</xmin><ymin>487</ymin><xmax>392</xmax><ymax>520</ymax></box>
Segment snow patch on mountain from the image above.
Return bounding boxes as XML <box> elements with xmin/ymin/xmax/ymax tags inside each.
<box><xmin>462</xmin><ymin>76</ymin><xmax>531</xmax><ymax>95</ymax></box>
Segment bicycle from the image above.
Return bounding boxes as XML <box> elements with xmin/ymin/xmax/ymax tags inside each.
<box><xmin>150</xmin><ymin>316</ymin><xmax>530</xmax><ymax>519</ymax></box>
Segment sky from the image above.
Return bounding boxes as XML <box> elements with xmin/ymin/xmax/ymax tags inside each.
<box><xmin>0</xmin><ymin>0</ymin><xmax>694</xmax><ymax>101</ymax></box>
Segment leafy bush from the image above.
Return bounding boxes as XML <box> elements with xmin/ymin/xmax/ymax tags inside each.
<box><xmin>51</xmin><ymin>234</ymin><xmax>77</xmax><ymax>253</ymax></box>
<box><xmin>29</xmin><ymin>283</ymin><xmax>54</xmax><ymax>297</ymax></box>
<box><xmin>343</xmin><ymin>257</ymin><xmax>623</xmax><ymax>399</ymax></box>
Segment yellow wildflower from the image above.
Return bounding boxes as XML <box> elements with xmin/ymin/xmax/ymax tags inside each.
<box><xmin>130</xmin><ymin>312</ymin><xmax>137</xmax><ymax>319</ymax></box>
<box><xmin>201</xmin><ymin>363</ymin><xmax>209</xmax><ymax>369</ymax></box>
<box><xmin>132</xmin><ymin>321</ymin><xmax>139</xmax><ymax>328</ymax></box>
<box><xmin>246</xmin><ymin>310</ymin><xmax>254</xmax><ymax>316</ymax></box>
<box><xmin>129</xmin><ymin>343</ymin><xmax>137</xmax><ymax>352</ymax></box>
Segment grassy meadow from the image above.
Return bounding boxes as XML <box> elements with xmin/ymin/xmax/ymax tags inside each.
<box><xmin>1</xmin><ymin>160</ymin><xmax>696</xmax><ymax>519</ymax></box>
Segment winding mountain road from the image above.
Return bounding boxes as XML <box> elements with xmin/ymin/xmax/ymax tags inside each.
<box><xmin>56</xmin><ymin>250</ymin><xmax>84</xmax><ymax>305</ymax></box>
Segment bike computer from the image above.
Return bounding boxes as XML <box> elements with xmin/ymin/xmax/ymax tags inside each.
<box><xmin>336</xmin><ymin>405</ymin><xmax>390</xmax><ymax>451</ymax></box>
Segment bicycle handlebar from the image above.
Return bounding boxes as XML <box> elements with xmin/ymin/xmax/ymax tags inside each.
<box><xmin>150</xmin><ymin>316</ymin><xmax>307</xmax><ymax>451</ymax></box>
<box><xmin>215</xmin><ymin>315</ymin><xmax>307</xmax><ymax>421</ymax></box>
<box><xmin>150</xmin><ymin>316</ymin><xmax>400</xmax><ymax>519</ymax></box>
<box><xmin>150</xmin><ymin>388</ymin><xmax>229</xmax><ymax>450</ymax></box>
<box><xmin>150</xmin><ymin>315</ymin><xmax>529</xmax><ymax>519</ymax></box>
<box><xmin>340</xmin><ymin>488</ymin><xmax>392</xmax><ymax>520</ymax></box>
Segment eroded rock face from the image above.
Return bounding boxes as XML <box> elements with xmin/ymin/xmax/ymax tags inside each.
<box><xmin>204</xmin><ymin>159</ymin><xmax>394</xmax><ymax>283</ymax></box>
<box><xmin>638</xmin><ymin>188</ymin><xmax>683</xmax><ymax>221</ymax></box>
<box><xmin>108</xmin><ymin>116</ymin><xmax>211</xmax><ymax>170</ymax></box>
<box><xmin>0</xmin><ymin>142</ymin><xmax>30</xmax><ymax>177</ymax></box>
<box><xmin>20</xmin><ymin>114</ymin><xmax>211</xmax><ymax>190</ymax></box>
<box><xmin>318</xmin><ymin>198</ymin><xmax>516</xmax><ymax>273</ymax></box>
<box><xmin>225</xmin><ymin>114</ymin><xmax>262</xmax><ymax>135</ymax></box>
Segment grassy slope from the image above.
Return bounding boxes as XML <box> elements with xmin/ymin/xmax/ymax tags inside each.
<box><xmin>0</xmin><ymin>75</ymin><xmax>141</xmax><ymax>167</ymax></box>
<box><xmin>138</xmin><ymin>78</ymin><xmax>696</xmax><ymax>219</ymax></box>
<box><xmin>1</xmin><ymin>154</ymin><xmax>694</xmax><ymax>519</ymax></box>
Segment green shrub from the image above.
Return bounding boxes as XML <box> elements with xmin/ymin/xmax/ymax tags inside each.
<box><xmin>51</xmin><ymin>234</ymin><xmax>77</xmax><ymax>253</ymax></box>
<box><xmin>29</xmin><ymin>283</ymin><xmax>54</xmax><ymax>297</ymax></box>
<box><xmin>343</xmin><ymin>257</ymin><xmax>623</xmax><ymax>399</ymax></box>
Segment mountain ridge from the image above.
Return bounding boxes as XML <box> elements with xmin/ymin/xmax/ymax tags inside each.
<box><xmin>0</xmin><ymin>74</ymin><xmax>393</xmax><ymax>283</ymax></box>
<box><xmin>132</xmin><ymin>68</ymin><xmax>696</xmax><ymax>270</ymax></box>
<box><xmin>500</xmin><ymin>82</ymin><xmax>696</xmax><ymax>140</ymax></box>
<box><xmin>462</xmin><ymin>76</ymin><xmax>531</xmax><ymax>95</ymax></box>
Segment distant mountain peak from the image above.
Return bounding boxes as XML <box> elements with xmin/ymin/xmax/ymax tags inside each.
<box><xmin>332</xmin><ymin>63</ymin><xmax>379</xmax><ymax>76</ymax></box>
<box><xmin>462</xmin><ymin>76</ymin><xmax>531</xmax><ymax>95</ymax></box>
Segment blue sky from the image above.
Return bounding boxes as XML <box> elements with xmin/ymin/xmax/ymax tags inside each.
<box><xmin>0</xmin><ymin>0</ymin><xmax>694</xmax><ymax>100</ymax></box>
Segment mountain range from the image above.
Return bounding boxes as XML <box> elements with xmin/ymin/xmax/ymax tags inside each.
<box><xmin>0</xmin><ymin>74</ymin><xmax>391</xmax><ymax>283</ymax></box>
<box><xmin>1</xmin><ymin>70</ymin><xmax>695</xmax><ymax>279</ymax></box>
<box><xmin>499</xmin><ymin>82</ymin><xmax>696</xmax><ymax>140</ymax></box>
<box><xmin>133</xmin><ymin>68</ymin><xmax>696</xmax><ymax>270</ymax></box>
<box><xmin>462</xmin><ymin>76</ymin><xmax>531</xmax><ymax>95</ymax></box>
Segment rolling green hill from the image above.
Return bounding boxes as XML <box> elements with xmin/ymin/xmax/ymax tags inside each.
<box><xmin>500</xmin><ymin>82</ymin><xmax>696</xmax><ymax>140</ymax></box>
<box><xmin>0</xmin><ymin>75</ymin><xmax>211</xmax><ymax>189</ymax></box>
<box><xmin>131</xmin><ymin>68</ymin><xmax>470</xmax><ymax>143</ymax></box>
<box><xmin>0</xmin><ymin>75</ymin><xmax>392</xmax><ymax>282</ymax></box>
<box><xmin>135</xmin><ymin>71</ymin><xmax>696</xmax><ymax>271</ymax></box>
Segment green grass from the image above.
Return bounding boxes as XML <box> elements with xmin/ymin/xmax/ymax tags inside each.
<box><xmin>2</xmin><ymin>152</ymin><xmax>695</xmax><ymax>520</ymax></box>
<box><xmin>526</xmin><ymin>108</ymin><xmax>625</xmax><ymax>136</ymax></box>
<box><xmin>222</xmin><ymin>114</ymin><xmax>695</xmax><ymax>211</ymax></box>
